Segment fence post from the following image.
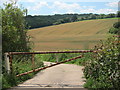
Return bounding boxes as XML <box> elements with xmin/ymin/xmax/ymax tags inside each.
<box><xmin>56</xmin><ymin>54</ymin><xmax>59</xmax><ymax>63</ymax></box>
<box><xmin>4</xmin><ymin>53</ymin><xmax>10</xmax><ymax>74</ymax></box>
<box><xmin>9</xmin><ymin>55</ymin><xmax>13</xmax><ymax>73</ymax></box>
<box><xmin>32</xmin><ymin>54</ymin><xmax>35</xmax><ymax>71</ymax></box>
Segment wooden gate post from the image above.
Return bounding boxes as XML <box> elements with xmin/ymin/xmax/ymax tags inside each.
<box><xmin>32</xmin><ymin>54</ymin><xmax>35</xmax><ymax>71</ymax></box>
<box><xmin>56</xmin><ymin>54</ymin><xmax>59</xmax><ymax>63</ymax></box>
<box><xmin>4</xmin><ymin>53</ymin><xmax>10</xmax><ymax>74</ymax></box>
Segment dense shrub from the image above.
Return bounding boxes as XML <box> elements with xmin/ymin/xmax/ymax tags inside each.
<box><xmin>109</xmin><ymin>21</ymin><xmax>120</xmax><ymax>34</ymax></box>
<box><xmin>83</xmin><ymin>37</ymin><xmax>120</xmax><ymax>88</ymax></box>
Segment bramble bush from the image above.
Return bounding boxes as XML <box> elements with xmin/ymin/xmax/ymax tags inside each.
<box><xmin>83</xmin><ymin>36</ymin><xmax>120</xmax><ymax>88</ymax></box>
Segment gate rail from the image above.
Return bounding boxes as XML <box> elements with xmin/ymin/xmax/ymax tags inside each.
<box><xmin>5</xmin><ymin>50</ymin><xmax>98</xmax><ymax>77</ymax></box>
<box><xmin>16</xmin><ymin>55</ymin><xmax>83</xmax><ymax>77</ymax></box>
<box><xmin>8</xmin><ymin>50</ymin><xmax>96</xmax><ymax>55</ymax></box>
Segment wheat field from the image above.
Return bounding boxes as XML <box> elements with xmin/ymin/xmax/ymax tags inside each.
<box><xmin>28</xmin><ymin>18</ymin><xmax>118</xmax><ymax>51</ymax></box>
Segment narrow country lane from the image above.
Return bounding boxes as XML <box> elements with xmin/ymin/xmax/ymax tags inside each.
<box><xmin>13</xmin><ymin>62</ymin><xmax>86</xmax><ymax>88</ymax></box>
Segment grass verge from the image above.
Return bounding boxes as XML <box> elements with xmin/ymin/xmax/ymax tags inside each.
<box><xmin>36</xmin><ymin>51</ymin><xmax>92</xmax><ymax>66</ymax></box>
<box><xmin>2</xmin><ymin>55</ymin><xmax>44</xmax><ymax>89</ymax></box>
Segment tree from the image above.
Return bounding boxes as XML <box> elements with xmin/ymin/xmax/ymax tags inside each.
<box><xmin>2</xmin><ymin>3</ymin><xmax>31</xmax><ymax>53</ymax></box>
<box><xmin>117</xmin><ymin>11</ymin><xmax>120</xmax><ymax>17</ymax></box>
<box><xmin>100</xmin><ymin>14</ymin><xmax>106</xmax><ymax>19</ymax></box>
<box><xmin>106</xmin><ymin>13</ymin><xmax>116</xmax><ymax>18</ymax></box>
<box><xmin>53</xmin><ymin>19</ymin><xmax>64</xmax><ymax>25</ymax></box>
<box><xmin>63</xmin><ymin>17</ymin><xmax>71</xmax><ymax>23</ymax></box>
<box><xmin>89</xmin><ymin>14</ymin><xmax>96</xmax><ymax>19</ymax></box>
<box><xmin>70</xmin><ymin>15</ymin><xmax>78</xmax><ymax>22</ymax></box>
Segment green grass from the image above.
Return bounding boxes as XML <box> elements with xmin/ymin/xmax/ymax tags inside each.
<box><xmin>2</xmin><ymin>55</ymin><xmax>44</xmax><ymax>89</ymax></box>
<box><xmin>36</xmin><ymin>52</ymin><xmax>92</xmax><ymax>66</ymax></box>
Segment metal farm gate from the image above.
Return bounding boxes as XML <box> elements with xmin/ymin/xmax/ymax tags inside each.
<box><xmin>4</xmin><ymin>50</ymin><xmax>97</xmax><ymax>77</ymax></box>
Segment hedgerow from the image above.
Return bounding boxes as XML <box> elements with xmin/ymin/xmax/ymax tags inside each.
<box><xmin>83</xmin><ymin>36</ymin><xmax>120</xmax><ymax>88</ymax></box>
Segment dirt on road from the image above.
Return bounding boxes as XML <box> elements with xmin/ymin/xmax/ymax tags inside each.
<box><xmin>15</xmin><ymin>62</ymin><xmax>86</xmax><ymax>88</ymax></box>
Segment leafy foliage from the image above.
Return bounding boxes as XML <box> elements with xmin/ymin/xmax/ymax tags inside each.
<box><xmin>83</xmin><ymin>37</ymin><xmax>120</xmax><ymax>88</ymax></box>
<box><xmin>2</xmin><ymin>3</ymin><xmax>31</xmax><ymax>53</ymax></box>
<box><xmin>25</xmin><ymin>13</ymin><xmax>117</xmax><ymax>29</ymax></box>
<box><xmin>117</xmin><ymin>11</ymin><xmax>120</xmax><ymax>17</ymax></box>
<box><xmin>109</xmin><ymin>21</ymin><xmax>120</xmax><ymax>34</ymax></box>
<box><xmin>1</xmin><ymin>3</ymin><xmax>41</xmax><ymax>89</ymax></box>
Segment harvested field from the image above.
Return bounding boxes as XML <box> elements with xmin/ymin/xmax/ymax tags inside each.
<box><xmin>28</xmin><ymin>18</ymin><xmax>118</xmax><ymax>51</ymax></box>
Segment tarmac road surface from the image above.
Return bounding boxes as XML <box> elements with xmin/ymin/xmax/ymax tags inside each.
<box><xmin>13</xmin><ymin>62</ymin><xmax>86</xmax><ymax>89</ymax></box>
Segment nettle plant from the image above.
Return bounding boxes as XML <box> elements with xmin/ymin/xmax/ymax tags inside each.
<box><xmin>83</xmin><ymin>36</ymin><xmax>120</xmax><ymax>88</ymax></box>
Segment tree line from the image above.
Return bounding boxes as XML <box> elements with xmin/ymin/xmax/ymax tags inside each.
<box><xmin>26</xmin><ymin>11</ymin><xmax>120</xmax><ymax>29</ymax></box>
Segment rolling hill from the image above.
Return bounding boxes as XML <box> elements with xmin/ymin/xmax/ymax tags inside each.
<box><xmin>28</xmin><ymin>18</ymin><xmax>118</xmax><ymax>51</ymax></box>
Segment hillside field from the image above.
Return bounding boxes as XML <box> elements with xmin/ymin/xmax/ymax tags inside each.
<box><xmin>28</xmin><ymin>18</ymin><xmax>118</xmax><ymax>51</ymax></box>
